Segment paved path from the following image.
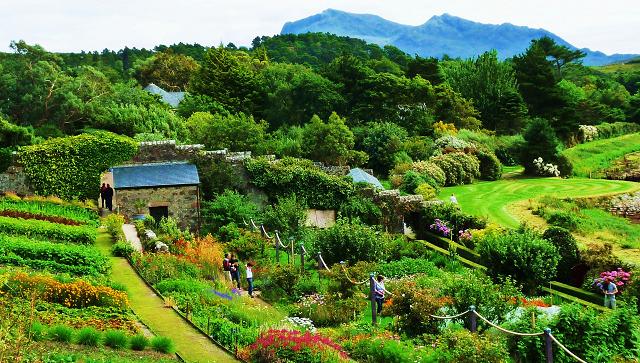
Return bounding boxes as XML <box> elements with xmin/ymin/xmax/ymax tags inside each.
<box><xmin>122</xmin><ymin>224</ymin><xmax>143</xmax><ymax>252</ymax></box>
<box><xmin>96</xmin><ymin>231</ymin><xmax>237</xmax><ymax>363</ymax></box>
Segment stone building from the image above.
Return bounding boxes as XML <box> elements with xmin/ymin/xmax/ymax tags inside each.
<box><xmin>110</xmin><ymin>162</ymin><xmax>200</xmax><ymax>230</ymax></box>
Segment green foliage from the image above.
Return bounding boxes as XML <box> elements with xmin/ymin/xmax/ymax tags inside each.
<box><xmin>562</xmin><ymin>132</ymin><xmax>640</xmax><ymax>177</ymax></box>
<box><xmin>48</xmin><ymin>325</ymin><xmax>74</xmax><ymax>343</ymax></box>
<box><xmin>0</xmin><ymin>234</ymin><xmax>109</xmax><ymax>275</ymax></box>
<box><xmin>186</xmin><ymin>111</ymin><xmax>268</xmax><ymax>153</ymax></box>
<box><xmin>262</xmin><ymin>194</ymin><xmax>307</xmax><ymax>237</ymax></box>
<box><xmin>595</xmin><ymin>121</ymin><xmax>640</xmax><ymax>139</ymax></box>
<box><xmin>337</xmin><ymin>195</ymin><xmax>382</xmax><ymax>226</ymax></box>
<box><xmin>521</xmin><ymin>118</ymin><xmax>561</xmax><ymax>174</ymax></box>
<box><xmin>129</xmin><ymin>334</ymin><xmax>150</xmax><ymax>351</ymax></box>
<box><xmin>400</xmin><ymin>170</ymin><xmax>426</xmax><ymax>194</ymax></box>
<box><xmin>546</xmin><ymin>210</ymin><xmax>580</xmax><ymax>231</ymax></box>
<box><xmin>0</xmin><ymin>216</ymin><xmax>96</xmax><ymax>244</ymax></box>
<box><xmin>155</xmin><ymin>278</ymin><xmax>210</xmax><ymax>295</ymax></box>
<box><xmin>111</xmin><ymin>240</ymin><xmax>135</xmax><ymax>258</ymax></box>
<box><xmin>76</xmin><ymin>327</ymin><xmax>101</xmax><ymax>347</ymax></box>
<box><xmin>201</xmin><ymin>190</ymin><xmax>259</xmax><ymax>234</ymax></box>
<box><xmin>151</xmin><ymin>336</ymin><xmax>175</xmax><ymax>354</ymax></box>
<box><xmin>475</xmin><ymin>150</ymin><xmax>502</xmax><ymax>181</ymax></box>
<box><xmin>245</xmin><ymin>157</ymin><xmax>354</xmax><ymax>209</ymax></box>
<box><xmin>430</xmin><ymin>152</ymin><xmax>480</xmax><ymax>186</ymax></box>
<box><xmin>411</xmin><ymin>202</ymin><xmax>486</xmax><ymax>239</ymax></box>
<box><xmin>193</xmin><ymin>156</ymin><xmax>244</xmax><ymax>200</ymax></box>
<box><xmin>19</xmin><ymin>132</ymin><xmax>138</xmax><ymax>200</ymax></box>
<box><xmin>131</xmin><ymin>253</ymin><xmax>200</xmax><ymax>285</ymax></box>
<box><xmin>301</xmin><ymin>113</ymin><xmax>363</xmax><ymax>166</ymax></box>
<box><xmin>94</xmin><ymin>103</ymin><xmax>188</xmax><ymax>141</ymax></box>
<box><xmin>349</xmin><ymin>335</ymin><xmax>420</xmax><ymax>363</ymax></box>
<box><xmin>477</xmin><ymin>228</ymin><xmax>560</xmax><ymax>292</ymax></box>
<box><xmin>377</xmin><ymin>257</ymin><xmax>439</xmax><ymax>279</ymax></box>
<box><xmin>0</xmin><ymin>116</ymin><xmax>34</xmax><ymax>147</ymax></box>
<box><xmin>543</xmin><ymin>226</ymin><xmax>579</xmax><ymax>281</ymax></box>
<box><xmin>226</xmin><ymin>230</ymin><xmax>268</xmax><ymax>261</ymax></box>
<box><xmin>134</xmin><ymin>51</ymin><xmax>199</xmax><ymax>91</ymax></box>
<box><xmin>104</xmin><ymin>329</ymin><xmax>128</xmax><ymax>349</ymax></box>
<box><xmin>102</xmin><ymin>213</ymin><xmax>125</xmax><ymax>238</ymax></box>
<box><xmin>263</xmin><ymin>264</ymin><xmax>301</xmax><ymax>296</ymax></box>
<box><xmin>386</xmin><ymin>282</ymin><xmax>446</xmax><ymax>335</ymax></box>
<box><xmin>314</xmin><ymin>220</ymin><xmax>386</xmax><ymax>265</ymax></box>
<box><xmin>29</xmin><ymin>321</ymin><xmax>47</xmax><ymax>342</ymax></box>
<box><xmin>354</xmin><ymin>122</ymin><xmax>408</xmax><ymax>176</ymax></box>
<box><xmin>0</xmin><ymin>198</ymin><xmax>99</xmax><ymax>226</ymax></box>
<box><xmin>433</xmin><ymin>328</ymin><xmax>510</xmax><ymax>363</ymax></box>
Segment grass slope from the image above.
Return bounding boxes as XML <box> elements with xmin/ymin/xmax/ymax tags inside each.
<box><xmin>440</xmin><ymin>176</ymin><xmax>640</xmax><ymax>228</ymax></box>
<box><xmin>562</xmin><ymin>133</ymin><xmax>640</xmax><ymax>177</ymax></box>
<box><xmin>95</xmin><ymin>231</ymin><xmax>238</xmax><ymax>363</ymax></box>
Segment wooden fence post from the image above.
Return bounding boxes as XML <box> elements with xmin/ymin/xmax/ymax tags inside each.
<box><xmin>544</xmin><ymin>328</ymin><xmax>553</xmax><ymax>363</ymax></box>
<box><xmin>370</xmin><ymin>273</ymin><xmax>377</xmax><ymax>326</ymax></box>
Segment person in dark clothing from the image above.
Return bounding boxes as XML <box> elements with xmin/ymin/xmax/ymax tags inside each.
<box><xmin>246</xmin><ymin>262</ymin><xmax>254</xmax><ymax>298</ymax></box>
<box><xmin>104</xmin><ymin>184</ymin><xmax>114</xmax><ymax>211</ymax></box>
<box><xmin>229</xmin><ymin>254</ymin><xmax>241</xmax><ymax>289</ymax></box>
<box><xmin>374</xmin><ymin>275</ymin><xmax>386</xmax><ymax>314</ymax></box>
<box><xmin>100</xmin><ymin>183</ymin><xmax>107</xmax><ymax>208</ymax></box>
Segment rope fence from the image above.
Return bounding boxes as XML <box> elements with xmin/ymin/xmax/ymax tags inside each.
<box><xmin>549</xmin><ymin>333</ymin><xmax>588</xmax><ymax>363</ymax></box>
<box><xmin>475</xmin><ymin>311</ymin><xmax>544</xmax><ymax>337</ymax></box>
<box><xmin>429</xmin><ymin>310</ymin><xmax>470</xmax><ymax>320</ymax></box>
<box><xmin>339</xmin><ymin>262</ymin><xmax>368</xmax><ymax>285</ymax></box>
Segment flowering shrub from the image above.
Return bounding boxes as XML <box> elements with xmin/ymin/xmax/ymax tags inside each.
<box><xmin>435</xmin><ymin>135</ymin><xmax>471</xmax><ymax>151</ymax></box>
<box><xmin>240</xmin><ymin>329</ymin><xmax>349</xmax><ymax>363</ymax></box>
<box><xmin>2</xmin><ymin>272</ymin><xmax>128</xmax><ymax>309</ymax></box>
<box><xmin>384</xmin><ymin>281</ymin><xmax>451</xmax><ymax>336</ymax></box>
<box><xmin>592</xmin><ymin>268</ymin><xmax>632</xmax><ymax>294</ymax></box>
<box><xmin>532</xmin><ymin>157</ymin><xmax>560</xmax><ymax>177</ymax></box>
<box><xmin>430</xmin><ymin>219</ymin><xmax>451</xmax><ymax>237</ymax></box>
<box><xmin>458</xmin><ymin>229</ymin><xmax>473</xmax><ymax>245</ymax></box>
<box><xmin>578</xmin><ymin>125</ymin><xmax>598</xmax><ymax>142</ymax></box>
<box><xmin>284</xmin><ymin>316</ymin><xmax>317</xmax><ymax>333</ymax></box>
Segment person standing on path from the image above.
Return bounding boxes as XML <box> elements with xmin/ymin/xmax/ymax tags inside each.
<box><xmin>246</xmin><ymin>262</ymin><xmax>254</xmax><ymax>298</ymax></box>
<box><xmin>230</xmin><ymin>254</ymin><xmax>241</xmax><ymax>289</ymax></box>
<box><xmin>374</xmin><ymin>275</ymin><xmax>386</xmax><ymax>314</ymax></box>
<box><xmin>450</xmin><ymin>193</ymin><xmax>458</xmax><ymax>204</ymax></box>
<box><xmin>602</xmin><ymin>277</ymin><xmax>618</xmax><ymax>309</ymax></box>
<box><xmin>222</xmin><ymin>253</ymin><xmax>232</xmax><ymax>282</ymax></box>
<box><xmin>100</xmin><ymin>183</ymin><xmax>107</xmax><ymax>208</ymax></box>
<box><xmin>104</xmin><ymin>184</ymin><xmax>114</xmax><ymax>211</ymax></box>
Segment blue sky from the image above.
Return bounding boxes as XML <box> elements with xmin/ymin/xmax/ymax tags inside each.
<box><xmin>1</xmin><ymin>0</ymin><xmax>638</xmax><ymax>54</ymax></box>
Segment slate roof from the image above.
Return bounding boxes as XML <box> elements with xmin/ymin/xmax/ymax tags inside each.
<box><xmin>111</xmin><ymin>162</ymin><xmax>200</xmax><ymax>189</ymax></box>
<box><xmin>347</xmin><ymin>168</ymin><xmax>384</xmax><ymax>189</ymax></box>
<box><xmin>144</xmin><ymin>83</ymin><xmax>185</xmax><ymax>107</ymax></box>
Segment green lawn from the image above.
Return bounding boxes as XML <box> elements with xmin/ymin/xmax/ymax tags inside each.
<box><xmin>562</xmin><ymin>133</ymin><xmax>640</xmax><ymax>177</ymax></box>
<box><xmin>440</xmin><ymin>176</ymin><xmax>640</xmax><ymax>228</ymax></box>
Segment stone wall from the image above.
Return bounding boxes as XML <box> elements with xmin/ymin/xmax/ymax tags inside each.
<box><xmin>114</xmin><ymin>185</ymin><xmax>199</xmax><ymax>230</ymax></box>
<box><xmin>305</xmin><ymin>209</ymin><xmax>336</xmax><ymax>229</ymax></box>
<box><xmin>0</xmin><ymin>165</ymin><xmax>32</xmax><ymax>195</ymax></box>
<box><xmin>131</xmin><ymin>140</ymin><xmax>253</xmax><ymax>165</ymax></box>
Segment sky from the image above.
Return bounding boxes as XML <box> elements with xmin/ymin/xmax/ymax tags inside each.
<box><xmin>1</xmin><ymin>0</ymin><xmax>638</xmax><ymax>54</ymax></box>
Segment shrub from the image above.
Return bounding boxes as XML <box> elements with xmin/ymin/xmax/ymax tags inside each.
<box><xmin>350</xmin><ymin>336</ymin><xmax>418</xmax><ymax>363</ymax></box>
<box><xmin>19</xmin><ymin>132</ymin><xmax>138</xmax><ymax>200</ymax></box>
<box><xmin>241</xmin><ymin>329</ymin><xmax>349</xmax><ymax>363</ymax></box>
<box><xmin>201</xmin><ymin>190</ymin><xmax>259</xmax><ymax>234</ymax></box>
<box><xmin>245</xmin><ymin>157</ymin><xmax>354</xmax><ymax>209</ymax></box>
<box><xmin>377</xmin><ymin>258</ymin><xmax>438</xmax><ymax>279</ymax></box>
<box><xmin>433</xmin><ymin>328</ymin><xmax>509</xmax><ymax>363</ymax></box>
<box><xmin>477</xmin><ymin>229</ymin><xmax>560</xmax><ymax>293</ymax></box>
<box><xmin>130</xmin><ymin>334</ymin><xmax>150</xmax><ymax>351</ymax></box>
<box><xmin>521</xmin><ymin>118</ymin><xmax>561</xmax><ymax>175</ymax></box>
<box><xmin>542</xmin><ymin>227</ymin><xmax>579</xmax><ymax>281</ymax></box>
<box><xmin>48</xmin><ymin>325</ymin><xmax>74</xmax><ymax>343</ymax></box>
<box><xmin>337</xmin><ymin>195</ymin><xmax>382</xmax><ymax>226</ymax></box>
<box><xmin>226</xmin><ymin>230</ymin><xmax>268</xmax><ymax>261</ymax></box>
<box><xmin>314</xmin><ymin>220</ymin><xmax>387</xmax><ymax>265</ymax></box>
<box><xmin>104</xmin><ymin>330</ymin><xmax>128</xmax><ymax>349</ymax></box>
<box><xmin>155</xmin><ymin>278</ymin><xmax>210</xmax><ymax>295</ymax></box>
<box><xmin>151</xmin><ymin>336</ymin><xmax>175</xmax><ymax>354</ymax></box>
<box><xmin>29</xmin><ymin>321</ymin><xmax>47</xmax><ymax>342</ymax></box>
<box><xmin>131</xmin><ymin>253</ymin><xmax>200</xmax><ymax>285</ymax></box>
<box><xmin>415</xmin><ymin>183</ymin><xmax>437</xmax><ymax>200</ymax></box>
<box><xmin>76</xmin><ymin>327</ymin><xmax>101</xmax><ymax>347</ymax></box>
<box><xmin>595</xmin><ymin>121</ymin><xmax>640</xmax><ymax>139</ymax></box>
<box><xmin>262</xmin><ymin>194</ymin><xmax>307</xmax><ymax>236</ymax></box>
<box><xmin>435</xmin><ymin>135</ymin><xmax>471</xmax><ymax>150</ymax></box>
<box><xmin>111</xmin><ymin>240</ymin><xmax>135</xmax><ymax>257</ymax></box>
<box><xmin>0</xmin><ymin>216</ymin><xmax>96</xmax><ymax>245</ymax></box>
<box><xmin>385</xmin><ymin>281</ymin><xmax>449</xmax><ymax>335</ymax></box>
<box><xmin>0</xmin><ymin>234</ymin><xmax>109</xmax><ymax>275</ymax></box>
<box><xmin>475</xmin><ymin>150</ymin><xmax>502</xmax><ymax>181</ymax></box>
<box><xmin>430</xmin><ymin>152</ymin><xmax>480</xmax><ymax>186</ymax></box>
<box><xmin>546</xmin><ymin>210</ymin><xmax>580</xmax><ymax>231</ymax></box>
<box><xmin>194</xmin><ymin>155</ymin><xmax>245</xmax><ymax>200</ymax></box>
<box><xmin>400</xmin><ymin>170</ymin><xmax>425</xmax><ymax>194</ymax></box>
<box><xmin>409</xmin><ymin>202</ymin><xmax>486</xmax><ymax>239</ymax></box>
<box><xmin>103</xmin><ymin>213</ymin><xmax>125</xmax><ymax>238</ymax></box>
<box><xmin>263</xmin><ymin>264</ymin><xmax>301</xmax><ymax>296</ymax></box>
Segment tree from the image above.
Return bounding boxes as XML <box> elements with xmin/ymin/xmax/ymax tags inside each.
<box><xmin>301</xmin><ymin>113</ymin><xmax>361</xmax><ymax>166</ymax></box>
<box><xmin>186</xmin><ymin>112</ymin><xmax>268</xmax><ymax>153</ymax></box>
<box><xmin>521</xmin><ymin>118</ymin><xmax>561</xmax><ymax>174</ymax></box>
<box><xmin>355</xmin><ymin>122</ymin><xmax>408</xmax><ymax>176</ymax></box>
<box><xmin>535</xmin><ymin>36</ymin><xmax>586</xmax><ymax>78</ymax></box>
<box><xmin>134</xmin><ymin>51</ymin><xmax>199</xmax><ymax>91</ymax></box>
<box><xmin>0</xmin><ymin>117</ymin><xmax>34</xmax><ymax>147</ymax></box>
<box><xmin>407</xmin><ymin>56</ymin><xmax>443</xmax><ymax>85</ymax></box>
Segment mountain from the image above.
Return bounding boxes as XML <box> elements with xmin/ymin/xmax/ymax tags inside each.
<box><xmin>281</xmin><ymin>9</ymin><xmax>638</xmax><ymax>66</ymax></box>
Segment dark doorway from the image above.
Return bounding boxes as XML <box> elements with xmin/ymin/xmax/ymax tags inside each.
<box><xmin>149</xmin><ymin>206</ymin><xmax>169</xmax><ymax>222</ymax></box>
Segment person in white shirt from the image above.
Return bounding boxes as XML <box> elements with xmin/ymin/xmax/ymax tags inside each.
<box><xmin>246</xmin><ymin>262</ymin><xmax>254</xmax><ymax>298</ymax></box>
<box><xmin>450</xmin><ymin>194</ymin><xmax>458</xmax><ymax>204</ymax></box>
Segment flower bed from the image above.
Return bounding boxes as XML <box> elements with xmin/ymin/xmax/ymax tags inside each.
<box><xmin>0</xmin><ymin>216</ymin><xmax>96</xmax><ymax>245</ymax></box>
<box><xmin>0</xmin><ymin>198</ymin><xmax>99</xmax><ymax>226</ymax></box>
<box><xmin>240</xmin><ymin>329</ymin><xmax>350</xmax><ymax>363</ymax></box>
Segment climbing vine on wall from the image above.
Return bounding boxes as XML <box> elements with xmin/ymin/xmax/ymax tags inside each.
<box><xmin>19</xmin><ymin>131</ymin><xmax>138</xmax><ymax>200</ymax></box>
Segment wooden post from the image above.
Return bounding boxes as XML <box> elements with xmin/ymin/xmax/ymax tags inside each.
<box><xmin>544</xmin><ymin>328</ymin><xmax>553</xmax><ymax>363</ymax></box>
<box><xmin>370</xmin><ymin>273</ymin><xmax>377</xmax><ymax>326</ymax></box>
<box><xmin>469</xmin><ymin>305</ymin><xmax>477</xmax><ymax>332</ymax></box>
<box><xmin>300</xmin><ymin>243</ymin><xmax>305</xmax><ymax>271</ymax></box>
<box><xmin>290</xmin><ymin>238</ymin><xmax>294</xmax><ymax>265</ymax></box>
<box><xmin>207</xmin><ymin>316</ymin><xmax>210</xmax><ymax>336</ymax></box>
<box><xmin>275</xmin><ymin>230</ymin><xmax>280</xmax><ymax>263</ymax></box>
<box><xmin>234</xmin><ymin>327</ymin><xmax>239</xmax><ymax>356</ymax></box>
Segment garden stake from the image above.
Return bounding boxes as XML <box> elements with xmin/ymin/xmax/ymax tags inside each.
<box><xmin>300</xmin><ymin>242</ymin><xmax>305</xmax><ymax>271</ymax></box>
<box><xmin>544</xmin><ymin>328</ymin><xmax>553</xmax><ymax>363</ymax></box>
<box><xmin>370</xmin><ymin>273</ymin><xmax>377</xmax><ymax>326</ymax></box>
<box><xmin>469</xmin><ymin>305</ymin><xmax>477</xmax><ymax>333</ymax></box>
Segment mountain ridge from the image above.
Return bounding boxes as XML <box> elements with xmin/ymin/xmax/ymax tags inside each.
<box><xmin>281</xmin><ymin>9</ymin><xmax>638</xmax><ymax>66</ymax></box>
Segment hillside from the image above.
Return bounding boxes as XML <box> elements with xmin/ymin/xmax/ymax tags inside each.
<box><xmin>281</xmin><ymin>9</ymin><xmax>638</xmax><ymax>66</ymax></box>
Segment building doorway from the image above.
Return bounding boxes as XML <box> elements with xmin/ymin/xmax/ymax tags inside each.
<box><xmin>149</xmin><ymin>206</ymin><xmax>169</xmax><ymax>222</ymax></box>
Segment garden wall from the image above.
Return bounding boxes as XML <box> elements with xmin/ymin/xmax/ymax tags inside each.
<box><xmin>0</xmin><ymin>162</ymin><xmax>32</xmax><ymax>196</ymax></box>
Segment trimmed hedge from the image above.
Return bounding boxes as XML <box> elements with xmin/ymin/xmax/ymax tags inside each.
<box><xmin>245</xmin><ymin>157</ymin><xmax>354</xmax><ymax>209</ymax></box>
<box><xmin>0</xmin><ymin>216</ymin><xmax>96</xmax><ymax>245</ymax></box>
<box><xmin>0</xmin><ymin>234</ymin><xmax>109</xmax><ymax>275</ymax></box>
<box><xmin>19</xmin><ymin>131</ymin><xmax>137</xmax><ymax>200</ymax></box>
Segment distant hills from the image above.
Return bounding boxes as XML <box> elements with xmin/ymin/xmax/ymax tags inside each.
<box><xmin>281</xmin><ymin>9</ymin><xmax>638</xmax><ymax>66</ymax></box>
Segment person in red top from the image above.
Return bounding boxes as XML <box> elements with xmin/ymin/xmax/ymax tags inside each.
<box><xmin>222</xmin><ymin>253</ymin><xmax>231</xmax><ymax>282</ymax></box>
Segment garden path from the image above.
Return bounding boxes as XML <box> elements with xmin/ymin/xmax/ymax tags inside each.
<box><xmin>96</xmin><ymin>231</ymin><xmax>238</xmax><ymax>363</ymax></box>
<box><xmin>122</xmin><ymin>223</ymin><xmax>142</xmax><ymax>252</ymax></box>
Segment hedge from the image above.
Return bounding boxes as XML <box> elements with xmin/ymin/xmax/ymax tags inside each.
<box><xmin>245</xmin><ymin>157</ymin><xmax>354</xmax><ymax>209</ymax></box>
<box><xmin>19</xmin><ymin>131</ymin><xmax>138</xmax><ymax>200</ymax></box>
<box><xmin>0</xmin><ymin>216</ymin><xmax>96</xmax><ymax>245</ymax></box>
<box><xmin>0</xmin><ymin>234</ymin><xmax>109</xmax><ymax>275</ymax></box>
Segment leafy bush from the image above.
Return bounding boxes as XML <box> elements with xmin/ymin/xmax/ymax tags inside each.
<box><xmin>193</xmin><ymin>154</ymin><xmax>245</xmax><ymax>200</ymax></box>
<box><xmin>475</xmin><ymin>150</ymin><xmax>502</xmax><ymax>181</ymax></box>
<box><xmin>349</xmin><ymin>336</ymin><xmax>419</xmax><ymax>363</ymax></box>
<box><xmin>385</xmin><ymin>281</ymin><xmax>449</xmax><ymax>335</ymax></box>
<box><xmin>409</xmin><ymin>202</ymin><xmax>486</xmax><ymax>240</ymax></box>
<box><xmin>201</xmin><ymin>190</ymin><xmax>259</xmax><ymax>234</ymax></box>
<box><xmin>400</xmin><ymin>170</ymin><xmax>426</xmax><ymax>194</ymax></box>
<box><xmin>102</xmin><ymin>213</ymin><xmax>125</xmax><ymax>238</ymax></box>
<box><xmin>19</xmin><ymin>132</ymin><xmax>138</xmax><ymax>200</ymax></box>
<box><xmin>155</xmin><ymin>278</ymin><xmax>210</xmax><ymax>295</ymax></box>
<box><xmin>48</xmin><ymin>325</ymin><xmax>74</xmax><ymax>343</ymax></box>
<box><xmin>131</xmin><ymin>253</ymin><xmax>200</xmax><ymax>285</ymax></box>
<box><xmin>430</xmin><ymin>152</ymin><xmax>480</xmax><ymax>186</ymax></box>
<box><xmin>263</xmin><ymin>264</ymin><xmax>301</xmax><ymax>296</ymax></box>
<box><xmin>0</xmin><ymin>234</ymin><xmax>109</xmax><ymax>275</ymax></box>
<box><xmin>111</xmin><ymin>240</ymin><xmax>135</xmax><ymax>257</ymax></box>
<box><xmin>245</xmin><ymin>157</ymin><xmax>354</xmax><ymax>209</ymax></box>
<box><xmin>29</xmin><ymin>321</ymin><xmax>47</xmax><ymax>342</ymax></box>
<box><xmin>226</xmin><ymin>230</ymin><xmax>268</xmax><ymax>261</ymax></box>
<box><xmin>542</xmin><ymin>227</ymin><xmax>579</xmax><ymax>281</ymax></box>
<box><xmin>151</xmin><ymin>336</ymin><xmax>175</xmax><ymax>354</ymax></box>
<box><xmin>337</xmin><ymin>195</ymin><xmax>382</xmax><ymax>226</ymax></box>
<box><xmin>130</xmin><ymin>334</ymin><xmax>149</xmax><ymax>351</ymax></box>
<box><xmin>377</xmin><ymin>258</ymin><xmax>438</xmax><ymax>279</ymax></box>
<box><xmin>0</xmin><ymin>215</ymin><xmax>96</xmax><ymax>245</ymax></box>
<box><xmin>477</xmin><ymin>229</ymin><xmax>560</xmax><ymax>293</ymax></box>
<box><xmin>76</xmin><ymin>327</ymin><xmax>101</xmax><ymax>347</ymax></box>
<box><xmin>314</xmin><ymin>220</ymin><xmax>387</xmax><ymax>265</ymax></box>
<box><xmin>415</xmin><ymin>183</ymin><xmax>437</xmax><ymax>200</ymax></box>
<box><xmin>546</xmin><ymin>210</ymin><xmax>580</xmax><ymax>231</ymax></box>
<box><xmin>104</xmin><ymin>330</ymin><xmax>128</xmax><ymax>349</ymax></box>
<box><xmin>595</xmin><ymin>121</ymin><xmax>640</xmax><ymax>139</ymax></box>
<box><xmin>433</xmin><ymin>328</ymin><xmax>510</xmax><ymax>363</ymax></box>
<box><xmin>262</xmin><ymin>194</ymin><xmax>307</xmax><ymax>236</ymax></box>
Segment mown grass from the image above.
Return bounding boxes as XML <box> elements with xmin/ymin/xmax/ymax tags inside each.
<box><xmin>562</xmin><ymin>133</ymin><xmax>640</xmax><ymax>177</ymax></box>
<box><xmin>441</xmin><ymin>177</ymin><xmax>640</xmax><ymax>228</ymax></box>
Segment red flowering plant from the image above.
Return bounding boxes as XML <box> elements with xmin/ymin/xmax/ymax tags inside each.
<box><xmin>240</xmin><ymin>329</ymin><xmax>350</xmax><ymax>363</ymax></box>
<box><xmin>593</xmin><ymin>268</ymin><xmax>632</xmax><ymax>294</ymax></box>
